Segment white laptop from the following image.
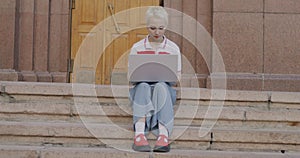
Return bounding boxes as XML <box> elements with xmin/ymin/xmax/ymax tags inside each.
<box><xmin>128</xmin><ymin>54</ymin><xmax>178</xmax><ymax>82</ymax></box>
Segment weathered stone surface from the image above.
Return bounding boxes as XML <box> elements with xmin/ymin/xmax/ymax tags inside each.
<box><xmin>0</xmin><ymin>81</ymin><xmax>300</xmax><ymax>154</ymax></box>
<box><xmin>271</xmin><ymin>91</ymin><xmax>300</xmax><ymax>104</ymax></box>
<box><xmin>246</xmin><ymin>108</ymin><xmax>300</xmax><ymax>122</ymax></box>
<box><xmin>0</xmin><ymin>145</ymin><xmax>39</xmax><ymax>158</ymax></box>
<box><xmin>264</xmin><ymin>14</ymin><xmax>300</xmax><ymax>75</ymax></box>
<box><xmin>0</xmin><ymin>0</ymin><xmax>16</xmax><ymax>70</ymax></box>
<box><xmin>265</xmin><ymin>0</ymin><xmax>300</xmax><ymax>13</ymax></box>
<box><xmin>1</xmin><ymin>145</ymin><xmax>299</xmax><ymax>158</ymax></box>
<box><xmin>0</xmin><ymin>102</ymin><xmax>71</xmax><ymax>115</ymax></box>
<box><xmin>213</xmin><ymin>0</ymin><xmax>263</xmax><ymax>12</ymax></box>
<box><xmin>212</xmin><ymin>128</ymin><xmax>300</xmax><ymax>144</ymax></box>
<box><xmin>213</xmin><ymin>13</ymin><xmax>264</xmax><ymax>74</ymax></box>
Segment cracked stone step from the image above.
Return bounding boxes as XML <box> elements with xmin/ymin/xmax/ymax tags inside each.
<box><xmin>0</xmin><ymin>145</ymin><xmax>300</xmax><ymax>158</ymax></box>
<box><xmin>0</xmin><ymin>121</ymin><xmax>299</xmax><ymax>152</ymax></box>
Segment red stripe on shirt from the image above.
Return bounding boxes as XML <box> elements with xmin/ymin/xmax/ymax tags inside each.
<box><xmin>137</xmin><ymin>51</ymin><xmax>155</xmax><ymax>54</ymax></box>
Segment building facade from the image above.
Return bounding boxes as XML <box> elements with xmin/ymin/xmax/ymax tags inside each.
<box><xmin>1</xmin><ymin>0</ymin><xmax>300</xmax><ymax>92</ymax></box>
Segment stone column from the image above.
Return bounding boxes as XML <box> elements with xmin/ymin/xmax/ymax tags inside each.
<box><xmin>182</xmin><ymin>0</ymin><xmax>198</xmax><ymax>86</ymax></box>
<box><xmin>165</xmin><ymin>0</ymin><xmax>212</xmax><ymax>88</ymax></box>
<box><xmin>49</xmin><ymin>0</ymin><xmax>70</xmax><ymax>82</ymax></box>
<box><xmin>196</xmin><ymin>0</ymin><xmax>211</xmax><ymax>87</ymax></box>
<box><xmin>17</xmin><ymin>0</ymin><xmax>37</xmax><ymax>81</ymax></box>
<box><xmin>0</xmin><ymin>0</ymin><xmax>19</xmax><ymax>81</ymax></box>
<box><xmin>34</xmin><ymin>0</ymin><xmax>52</xmax><ymax>82</ymax></box>
<box><xmin>0</xmin><ymin>0</ymin><xmax>71</xmax><ymax>83</ymax></box>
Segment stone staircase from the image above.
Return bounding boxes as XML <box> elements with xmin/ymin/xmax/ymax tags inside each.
<box><xmin>0</xmin><ymin>81</ymin><xmax>300</xmax><ymax>158</ymax></box>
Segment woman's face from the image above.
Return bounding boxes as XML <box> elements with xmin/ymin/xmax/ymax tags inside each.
<box><xmin>147</xmin><ymin>17</ymin><xmax>166</xmax><ymax>43</ymax></box>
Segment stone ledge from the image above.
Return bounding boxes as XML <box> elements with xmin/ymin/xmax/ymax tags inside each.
<box><xmin>211</xmin><ymin>142</ymin><xmax>300</xmax><ymax>154</ymax></box>
<box><xmin>0</xmin><ymin>102</ymin><xmax>71</xmax><ymax>115</ymax></box>
<box><xmin>0</xmin><ymin>70</ymin><xmax>19</xmax><ymax>81</ymax></box>
<box><xmin>0</xmin><ymin>145</ymin><xmax>299</xmax><ymax>158</ymax></box>
<box><xmin>207</xmin><ymin>73</ymin><xmax>300</xmax><ymax>92</ymax></box>
<box><xmin>1</xmin><ymin>102</ymin><xmax>299</xmax><ymax>125</ymax></box>
<box><xmin>246</xmin><ymin>108</ymin><xmax>300</xmax><ymax>122</ymax></box>
<box><xmin>271</xmin><ymin>92</ymin><xmax>300</xmax><ymax>104</ymax></box>
<box><xmin>1</xmin><ymin>102</ymin><xmax>299</xmax><ymax>128</ymax></box>
<box><xmin>0</xmin><ymin>145</ymin><xmax>40</xmax><ymax>158</ymax></box>
<box><xmin>1</xmin><ymin>81</ymin><xmax>73</xmax><ymax>96</ymax></box>
<box><xmin>0</xmin><ymin>81</ymin><xmax>278</xmax><ymax>102</ymax></box>
<box><xmin>1</xmin><ymin>81</ymin><xmax>299</xmax><ymax>103</ymax></box>
<box><xmin>212</xmin><ymin>128</ymin><xmax>300</xmax><ymax>145</ymax></box>
<box><xmin>0</xmin><ymin>121</ymin><xmax>211</xmax><ymax>142</ymax></box>
<box><xmin>0</xmin><ymin>121</ymin><xmax>299</xmax><ymax>145</ymax></box>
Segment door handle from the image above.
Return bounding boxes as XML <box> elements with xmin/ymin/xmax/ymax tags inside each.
<box><xmin>108</xmin><ymin>3</ymin><xmax>121</xmax><ymax>33</ymax></box>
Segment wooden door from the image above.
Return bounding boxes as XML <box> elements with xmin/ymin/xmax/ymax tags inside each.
<box><xmin>71</xmin><ymin>0</ymin><xmax>160</xmax><ymax>84</ymax></box>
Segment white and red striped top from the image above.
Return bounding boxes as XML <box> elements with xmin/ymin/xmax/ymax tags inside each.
<box><xmin>129</xmin><ymin>35</ymin><xmax>182</xmax><ymax>72</ymax></box>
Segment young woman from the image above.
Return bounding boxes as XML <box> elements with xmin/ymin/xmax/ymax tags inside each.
<box><xmin>129</xmin><ymin>6</ymin><xmax>181</xmax><ymax>152</ymax></box>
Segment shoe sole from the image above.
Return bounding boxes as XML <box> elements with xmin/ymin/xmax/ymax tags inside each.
<box><xmin>132</xmin><ymin>144</ymin><xmax>151</xmax><ymax>152</ymax></box>
<box><xmin>153</xmin><ymin>145</ymin><xmax>170</xmax><ymax>152</ymax></box>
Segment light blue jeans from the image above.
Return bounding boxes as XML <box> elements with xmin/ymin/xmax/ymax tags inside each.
<box><xmin>129</xmin><ymin>82</ymin><xmax>176</xmax><ymax>136</ymax></box>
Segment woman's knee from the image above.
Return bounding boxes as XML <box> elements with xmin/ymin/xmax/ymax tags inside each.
<box><xmin>135</xmin><ymin>82</ymin><xmax>151</xmax><ymax>91</ymax></box>
<box><xmin>154</xmin><ymin>82</ymin><xmax>169</xmax><ymax>92</ymax></box>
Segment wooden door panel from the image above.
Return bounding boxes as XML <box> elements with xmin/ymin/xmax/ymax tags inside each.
<box><xmin>81</xmin><ymin>0</ymin><xmax>97</xmax><ymax>23</ymax></box>
<box><xmin>72</xmin><ymin>0</ymin><xmax>159</xmax><ymax>84</ymax></box>
<box><xmin>78</xmin><ymin>0</ymin><xmax>105</xmax><ymax>25</ymax></box>
<box><xmin>100</xmin><ymin>34</ymin><xmax>130</xmax><ymax>85</ymax></box>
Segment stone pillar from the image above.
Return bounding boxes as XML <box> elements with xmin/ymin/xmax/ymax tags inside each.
<box><xmin>49</xmin><ymin>0</ymin><xmax>70</xmax><ymax>82</ymax></box>
<box><xmin>182</xmin><ymin>0</ymin><xmax>197</xmax><ymax>87</ymax></box>
<box><xmin>196</xmin><ymin>0</ymin><xmax>211</xmax><ymax>87</ymax></box>
<box><xmin>0</xmin><ymin>0</ymin><xmax>19</xmax><ymax>81</ymax></box>
<box><xmin>165</xmin><ymin>0</ymin><xmax>212</xmax><ymax>88</ymax></box>
<box><xmin>34</xmin><ymin>0</ymin><xmax>52</xmax><ymax>82</ymax></box>
<box><xmin>0</xmin><ymin>0</ymin><xmax>71</xmax><ymax>83</ymax></box>
<box><xmin>17</xmin><ymin>0</ymin><xmax>37</xmax><ymax>81</ymax></box>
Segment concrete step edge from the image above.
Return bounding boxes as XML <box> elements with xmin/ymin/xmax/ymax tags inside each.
<box><xmin>1</xmin><ymin>102</ymin><xmax>300</xmax><ymax>122</ymax></box>
<box><xmin>0</xmin><ymin>144</ymin><xmax>300</xmax><ymax>158</ymax></box>
<box><xmin>0</xmin><ymin>121</ymin><xmax>299</xmax><ymax>144</ymax></box>
<box><xmin>4</xmin><ymin>81</ymin><xmax>299</xmax><ymax>102</ymax></box>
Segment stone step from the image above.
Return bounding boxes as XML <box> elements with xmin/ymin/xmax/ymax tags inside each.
<box><xmin>1</xmin><ymin>82</ymin><xmax>300</xmax><ymax>154</ymax></box>
<box><xmin>1</xmin><ymin>82</ymin><xmax>299</xmax><ymax>130</ymax></box>
<box><xmin>2</xmin><ymin>113</ymin><xmax>297</xmax><ymax>132</ymax></box>
<box><xmin>0</xmin><ymin>145</ymin><xmax>299</xmax><ymax>158</ymax></box>
<box><xmin>1</xmin><ymin>81</ymin><xmax>299</xmax><ymax>104</ymax></box>
<box><xmin>0</xmin><ymin>121</ymin><xmax>299</xmax><ymax>152</ymax></box>
<box><xmin>1</xmin><ymin>101</ymin><xmax>299</xmax><ymax>129</ymax></box>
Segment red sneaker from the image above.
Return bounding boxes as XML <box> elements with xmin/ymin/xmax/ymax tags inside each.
<box><xmin>153</xmin><ymin>135</ymin><xmax>170</xmax><ymax>152</ymax></box>
<box><xmin>132</xmin><ymin>134</ymin><xmax>151</xmax><ymax>152</ymax></box>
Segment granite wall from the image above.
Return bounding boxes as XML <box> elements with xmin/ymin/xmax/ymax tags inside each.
<box><xmin>211</xmin><ymin>0</ymin><xmax>300</xmax><ymax>91</ymax></box>
<box><xmin>165</xmin><ymin>0</ymin><xmax>300</xmax><ymax>91</ymax></box>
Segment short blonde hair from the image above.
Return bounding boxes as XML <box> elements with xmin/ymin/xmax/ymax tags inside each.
<box><xmin>145</xmin><ymin>6</ymin><xmax>168</xmax><ymax>26</ymax></box>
